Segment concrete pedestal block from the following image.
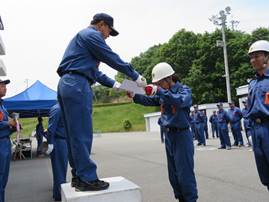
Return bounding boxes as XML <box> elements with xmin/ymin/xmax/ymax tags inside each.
<box><xmin>61</xmin><ymin>176</ymin><xmax>142</xmax><ymax>202</ymax></box>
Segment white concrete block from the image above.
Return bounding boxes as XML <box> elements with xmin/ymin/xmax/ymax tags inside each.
<box><xmin>61</xmin><ymin>176</ymin><xmax>142</xmax><ymax>202</ymax></box>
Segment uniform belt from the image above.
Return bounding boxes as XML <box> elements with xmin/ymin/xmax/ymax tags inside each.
<box><xmin>55</xmin><ymin>136</ymin><xmax>66</xmax><ymax>140</ymax></box>
<box><xmin>254</xmin><ymin>117</ymin><xmax>269</xmax><ymax>124</ymax></box>
<box><xmin>164</xmin><ymin>127</ymin><xmax>189</xmax><ymax>133</ymax></box>
<box><xmin>62</xmin><ymin>70</ymin><xmax>94</xmax><ymax>85</ymax></box>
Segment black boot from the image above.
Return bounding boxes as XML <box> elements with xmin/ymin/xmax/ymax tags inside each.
<box><xmin>71</xmin><ymin>175</ymin><xmax>79</xmax><ymax>187</ymax></box>
<box><xmin>75</xmin><ymin>178</ymin><xmax>109</xmax><ymax>191</ymax></box>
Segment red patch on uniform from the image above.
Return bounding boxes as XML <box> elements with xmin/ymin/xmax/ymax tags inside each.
<box><xmin>265</xmin><ymin>92</ymin><xmax>269</xmax><ymax>104</ymax></box>
<box><xmin>0</xmin><ymin>111</ymin><xmax>4</xmax><ymax>121</ymax></box>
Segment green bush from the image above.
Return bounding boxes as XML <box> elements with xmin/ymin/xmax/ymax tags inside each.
<box><xmin>123</xmin><ymin>119</ymin><xmax>132</xmax><ymax>131</ymax></box>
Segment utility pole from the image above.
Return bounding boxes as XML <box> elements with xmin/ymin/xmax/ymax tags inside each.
<box><xmin>210</xmin><ymin>6</ymin><xmax>232</xmax><ymax>103</ymax></box>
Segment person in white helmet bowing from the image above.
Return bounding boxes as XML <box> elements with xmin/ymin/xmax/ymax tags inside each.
<box><xmin>247</xmin><ymin>40</ymin><xmax>269</xmax><ymax>191</ymax></box>
<box><xmin>128</xmin><ymin>62</ymin><xmax>198</xmax><ymax>202</ymax></box>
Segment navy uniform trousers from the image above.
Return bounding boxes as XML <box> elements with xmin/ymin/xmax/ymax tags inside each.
<box><xmin>50</xmin><ymin>138</ymin><xmax>68</xmax><ymax>200</ymax></box>
<box><xmin>164</xmin><ymin>129</ymin><xmax>198</xmax><ymax>202</ymax></box>
<box><xmin>58</xmin><ymin>73</ymin><xmax>97</xmax><ymax>182</ymax></box>
<box><xmin>0</xmin><ymin>138</ymin><xmax>11</xmax><ymax>202</ymax></box>
<box><xmin>230</xmin><ymin>121</ymin><xmax>244</xmax><ymax>146</ymax></box>
<box><xmin>195</xmin><ymin>123</ymin><xmax>205</xmax><ymax>145</ymax></box>
<box><xmin>218</xmin><ymin>123</ymin><xmax>231</xmax><ymax>148</ymax></box>
<box><xmin>251</xmin><ymin>121</ymin><xmax>269</xmax><ymax>190</ymax></box>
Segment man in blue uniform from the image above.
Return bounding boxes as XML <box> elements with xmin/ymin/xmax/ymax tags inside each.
<box><xmin>35</xmin><ymin>116</ymin><xmax>44</xmax><ymax>156</ymax></box>
<box><xmin>247</xmin><ymin>40</ymin><xmax>269</xmax><ymax>190</ymax></box>
<box><xmin>190</xmin><ymin>111</ymin><xmax>196</xmax><ymax>139</ymax></box>
<box><xmin>57</xmin><ymin>13</ymin><xmax>147</xmax><ymax>191</ymax></box>
<box><xmin>46</xmin><ymin>103</ymin><xmax>68</xmax><ymax>201</ymax></box>
<box><xmin>228</xmin><ymin>101</ymin><xmax>244</xmax><ymax>147</ymax></box>
<box><xmin>193</xmin><ymin>105</ymin><xmax>206</xmax><ymax>146</ymax></box>
<box><xmin>0</xmin><ymin>79</ymin><xmax>17</xmax><ymax>202</ymax></box>
<box><xmin>217</xmin><ymin>103</ymin><xmax>231</xmax><ymax>150</ymax></box>
<box><xmin>209</xmin><ymin>111</ymin><xmax>219</xmax><ymax>138</ymax></box>
<box><xmin>129</xmin><ymin>62</ymin><xmax>198</xmax><ymax>202</ymax></box>
<box><xmin>202</xmin><ymin>110</ymin><xmax>209</xmax><ymax>139</ymax></box>
<box><xmin>241</xmin><ymin>100</ymin><xmax>251</xmax><ymax>147</ymax></box>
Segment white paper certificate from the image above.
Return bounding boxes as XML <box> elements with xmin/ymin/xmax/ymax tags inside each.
<box><xmin>119</xmin><ymin>79</ymin><xmax>145</xmax><ymax>95</ymax></box>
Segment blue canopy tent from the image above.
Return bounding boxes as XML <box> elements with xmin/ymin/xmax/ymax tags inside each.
<box><xmin>3</xmin><ymin>80</ymin><xmax>57</xmax><ymax>118</ymax></box>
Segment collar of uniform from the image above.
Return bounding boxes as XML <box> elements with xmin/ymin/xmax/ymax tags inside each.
<box><xmin>170</xmin><ymin>81</ymin><xmax>182</xmax><ymax>93</ymax></box>
<box><xmin>255</xmin><ymin>68</ymin><xmax>269</xmax><ymax>79</ymax></box>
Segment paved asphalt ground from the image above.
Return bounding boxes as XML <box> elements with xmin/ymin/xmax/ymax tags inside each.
<box><xmin>6</xmin><ymin>132</ymin><xmax>269</xmax><ymax>202</ymax></box>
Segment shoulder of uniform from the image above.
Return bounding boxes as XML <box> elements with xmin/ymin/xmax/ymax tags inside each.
<box><xmin>78</xmin><ymin>27</ymin><xmax>102</xmax><ymax>41</ymax></box>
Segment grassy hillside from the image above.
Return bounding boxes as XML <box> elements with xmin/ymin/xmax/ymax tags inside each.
<box><xmin>12</xmin><ymin>102</ymin><xmax>159</xmax><ymax>139</ymax></box>
<box><xmin>93</xmin><ymin>102</ymin><xmax>158</xmax><ymax>132</ymax></box>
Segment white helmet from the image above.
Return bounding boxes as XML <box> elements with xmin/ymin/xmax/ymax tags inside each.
<box><xmin>248</xmin><ymin>40</ymin><xmax>269</xmax><ymax>54</ymax></box>
<box><xmin>151</xmin><ymin>62</ymin><xmax>175</xmax><ymax>83</ymax></box>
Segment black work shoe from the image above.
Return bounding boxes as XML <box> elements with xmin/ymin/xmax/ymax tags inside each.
<box><xmin>75</xmin><ymin>178</ymin><xmax>109</xmax><ymax>191</ymax></box>
<box><xmin>71</xmin><ymin>176</ymin><xmax>79</xmax><ymax>187</ymax></box>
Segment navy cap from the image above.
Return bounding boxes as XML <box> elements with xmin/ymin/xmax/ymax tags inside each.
<box><xmin>93</xmin><ymin>13</ymin><xmax>119</xmax><ymax>36</ymax></box>
<box><xmin>217</xmin><ymin>102</ymin><xmax>223</xmax><ymax>106</ymax></box>
<box><xmin>228</xmin><ymin>101</ymin><xmax>234</xmax><ymax>105</ymax></box>
<box><xmin>0</xmin><ymin>79</ymin><xmax>10</xmax><ymax>85</ymax></box>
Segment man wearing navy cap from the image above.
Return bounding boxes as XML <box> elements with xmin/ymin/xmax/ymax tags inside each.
<box><xmin>216</xmin><ymin>103</ymin><xmax>231</xmax><ymax>150</ymax></box>
<box><xmin>0</xmin><ymin>79</ymin><xmax>18</xmax><ymax>202</ymax></box>
<box><xmin>57</xmin><ymin>13</ymin><xmax>147</xmax><ymax>191</ymax></box>
<box><xmin>193</xmin><ymin>105</ymin><xmax>206</xmax><ymax>146</ymax></box>
<box><xmin>241</xmin><ymin>100</ymin><xmax>251</xmax><ymax>146</ymax></box>
<box><xmin>228</xmin><ymin>101</ymin><xmax>244</xmax><ymax>147</ymax></box>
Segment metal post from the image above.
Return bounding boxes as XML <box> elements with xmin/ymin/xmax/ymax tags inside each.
<box><xmin>221</xmin><ymin>24</ymin><xmax>232</xmax><ymax>103</ymax></box>
<box><xmin>210</xmin><ymin>6</ymin><xmax>232</xmax><ymax>103</ymax></box>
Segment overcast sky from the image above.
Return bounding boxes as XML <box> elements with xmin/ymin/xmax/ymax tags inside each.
<box><xmin>0</xmin><ymin>0</ymin><xmax>268</xmax><ymax>97</ymax></box>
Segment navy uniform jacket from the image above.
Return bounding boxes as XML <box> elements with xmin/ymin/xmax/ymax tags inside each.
<box><xmin>190</xmin><ymin>114</ymin><xmax>195</xmax><ymax>125</ymax></box>
<box><xmin>133</xmin><ymin>82</ymin><xmax>192</xmax><ymax>129</ymax></box>
<box><xmin>228</xmin><ymin>107</ymin><xmax>242</xmax><ymax>124</ymax></box>
<box><xmin>209</xmin><ymin>114</ymin><xmax>218</xmax><ymax>125</ymax></box>
<box><xmin>217</xmin><ymin>109</ymin><xmax>230</xmax><ymax>128</ymax></box>
<box><xmin>47</xmin><ymin>103</ymin><xmax>66</xmax><ymax>144</ymax></box>
<box><xmin>193</xmin><ymin>111</ymin><xmax>204</xmax><ymax>124</ymax></box>
<box><xmin>247</xmin><ymin>68</ymin><xmax>269</xmax><ymax>119</ymax></box>
<box><xmin>0</xmin><ymin>100</ymin><xmax>14</xmax><ymax>138</ymax></box>
<box><xmin>57</xmin><ymin>27</ymin><xmax>139</xmax><ymax>87</ymax></box>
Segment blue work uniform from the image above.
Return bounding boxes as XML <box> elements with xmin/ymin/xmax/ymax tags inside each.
<box><xmin>133</xmin><ymin>82</ymin><xmax>198</xmax><ymax>202</ymax></box>
<box><xmin>57</xmin><ymin>26</ymin><xmax>139</xmax><ymax>183</ymax></box>
<box><xmin>217</xmin><ymin>109</ymin><xmax>231</xmax><ymax>148</ymax></box>
<box><xmin>36</xmin><ymin>121</ymin><xmax>44</xmax><ymax>155</ymax></box>
<box><xmin>203</xmin><ymin>114</ymin><xmax>209</xmax><ymax>139</ymax></box>
<box><xmin>0</xmin><ymin>100</ymin><xmax>15</xmax><ymax>202</ymax></box>
<box><xmin>228</xmin><ymin>107</ymin><xmax>244</xmax><ymax>146</ymax></box>
<box><xmin>209</xmin><ymin>114</ymin><xmax>219</xmax><ymax>138</ymax></box>
<box><xmin>242</xmin><ymin>107</ymin><xmax>251</xmax><ymax>145</ymax></box>
<box><xmin>247</xmin><ymin>68</ymin><xmax>269</xmax><ymax>190</ymax></box>
<box><xmin>47</xmin><ymin>103</ymin><xmax>68</xmax><ymax>201</ymax></box>
<box><xmin>193</xmin><ymin>111</ymin><xmax>206</xmax><ymax>146</ymax></box>
<box><xmin>190</xmin><ymin>113</ymin><xmax>196</xmax><ymax>139</ymax></box>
